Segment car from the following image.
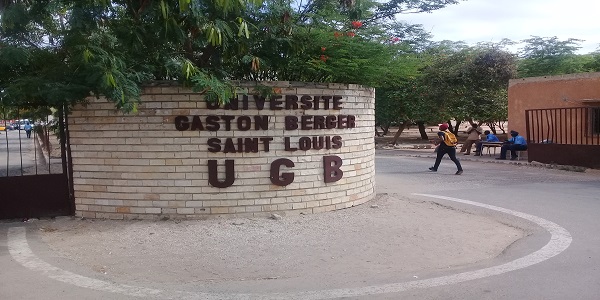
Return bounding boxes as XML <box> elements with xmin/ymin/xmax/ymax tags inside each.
<box><xmin>16</xmin><ymin>119</ymin><xmax>30</xmax><ymax>130</ymax></box>
<box><xmin>0</xmin><ymin>123</ymin><xmax>17</xmax><ymax>130</ymax></box>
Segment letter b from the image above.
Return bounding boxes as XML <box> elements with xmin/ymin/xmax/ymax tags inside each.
<box><xmin>323</xmin><ymin>155</ymin><xmax>343</xmax><ymax>183</ymax></box>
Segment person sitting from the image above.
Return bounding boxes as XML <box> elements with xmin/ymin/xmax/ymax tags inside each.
<box><xmin>474</xmin><ymin>130</ymin><xmax>500</xmax><ymax>156</ymax></box>
<box><xmin>496</xmin><ymin>130</ymin><xmax>527</xmax><ymax>160</ymax></box>
<box><xmin>460</xmin><ymin>124</ymin><xmax>483</xmax><ymax>155</ymax></box>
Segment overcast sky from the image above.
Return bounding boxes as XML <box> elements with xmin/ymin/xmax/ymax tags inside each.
<box><xmin>405</xmin><ymin>0</ymin><xmax>600</xmax><ymax>54</ymax></box>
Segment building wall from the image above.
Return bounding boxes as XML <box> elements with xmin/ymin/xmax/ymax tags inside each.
<box><xmin>508</xmin><ymin>72</ymin><xmax>600</xmax><ymax>139</ymax></box>
<box><xmin>69</xmin><ymin>82</ymin><xmax>375</xmax><ymax>219</ymax></box>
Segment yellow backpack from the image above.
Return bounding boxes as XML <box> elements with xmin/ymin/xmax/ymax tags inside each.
<box><xmin>442</xmin><ymin>130</ymin><xmax>458</xmax><ymax>147</ymax></box>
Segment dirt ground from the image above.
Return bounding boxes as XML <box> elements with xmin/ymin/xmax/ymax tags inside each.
<box><xmin>34</xmin><ymin>194</ymin><xmax>524</xmax><ymax>291</ymax></box>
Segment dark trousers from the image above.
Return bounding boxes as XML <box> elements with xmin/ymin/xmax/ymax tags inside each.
<box><xmin>500</xmin><ymin>144</ymin><xmax>527</xmax><ymax>159</ymax></box>
<box><xmin>475</xmin><ymin>141</ymin><xmax>484</xmax><ymax>154</ymax></box>
<box><xmin>25</xmin><ymin>130</ymin><xmax>31</xmax><ymax>138</ymax></box>
<box><xmin>432</xmin><ymin>145</ymin><xmax>462</xmax><ymax>171</ymax></box>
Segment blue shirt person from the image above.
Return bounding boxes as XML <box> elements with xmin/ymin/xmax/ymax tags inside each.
<box><xmin>507</xmin><ymin>134</ymin><xmax>526</xmax><ymax>145</ymax></box>
<box><xmin>497</xmin><ymin>130</ymin><xmax>528</xmax><ymax>160</ymax></box>
<box><xmin>485</xmin><ymin>132</ymin><xmax>500</xmax><ymax>142</ymax></box>
<box><xmin>23</xmin><ymin>122</ymin><xmax>33</xmax><ymax>138</ymax></box>
<box><xmin>474</xmin><ymin>130</ymin><xmax>500</xmax><ymax>156</ymax></box>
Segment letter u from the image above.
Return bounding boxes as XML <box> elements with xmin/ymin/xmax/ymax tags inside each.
<box><xmin>208</xmin><ymin>160</ymin><xmax>235</xmax><ymax>188</ymax></box>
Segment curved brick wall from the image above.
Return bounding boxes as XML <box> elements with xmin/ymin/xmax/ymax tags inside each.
<box><xmin>69</xmin><ymin>81</ymin><xmax>375</xmax><ymax>219</ymax></box>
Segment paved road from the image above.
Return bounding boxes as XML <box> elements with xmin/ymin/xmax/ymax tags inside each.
<box><xmin>0</xmin><ymin>129</ymin><xmax>56</xmax><ymax>176</ymax></box>
<box><xmin>1</xmin><ymin>151</ymin><xmax>599</xmax><ymax>299</ymax></box>
<box><xmin>374</xmin><ymin>150</ymin><xmax>600</xmax><ymax>300</ymax></box>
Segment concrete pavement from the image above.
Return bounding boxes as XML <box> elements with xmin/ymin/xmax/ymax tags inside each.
<box><xmin>1</xmin><ymin>151</ymin><xmax>598</xmax><ymax>299</ymax></box>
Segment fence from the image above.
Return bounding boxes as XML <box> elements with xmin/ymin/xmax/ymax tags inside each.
<box><xmin>0</xmin><ymin>106</ymin><xmax>74</xmax><ymax>219</ymax></box>
<box><xmin>1</xmin><ymin>116</ymin><xmax>61</xmax><ymax>177</ymax></box>
<box><xmin>525</xmin><ymin>107</ymin><xmax>600</xmax><ymax>145</ymax></box>
<box><xmin>525</xmin><ymin>106</ymin><xmax>600</xmax><ymax>169</ymax></box>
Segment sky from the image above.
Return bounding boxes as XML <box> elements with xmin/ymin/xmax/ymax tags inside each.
<box><xmin>405</xmin><ymin>0</ymin><xmax>600</xmax><ymax>54</ymax></box>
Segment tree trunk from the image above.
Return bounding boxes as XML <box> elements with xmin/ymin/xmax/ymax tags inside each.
<box><xmin>447</xmin><ymin>120</ymin><xmax>455</xmax><ymax>135</ymax></box>
<box><xmin>382</xmin><ymin>123</ymin><xmax>391</xmax><ymax>135</ymax></box>
<box><xmin>451</xmin><ymin>120</ymin><xmax>461</xmax><ymax>135</ymax></box>
<box><xmin>391</xmin><ymin>122</ymin><xmax>407</xmax><ymax>145</ymax></box>
<box><xmin>486</xmin><ymin>122</ymin><xmax>497</xmax><ymax>134</ymax></box>
<box><xmin>417</xmin><ymin>121</ymin><xmax>429</xmax><ymax>140</ymax></box>
<box><xmin>374</xmin><ymin>125</ymin><xmax>381</xmax><ymax>137</ymax></box>
<box><xmin>498</xmin><ymin>121</ymin><xmax>507</xmax><ymax>134</ymax></box>
<box><xmin>375</xmin><ymin>122</ymin><xmax>391</xmax><ymax>137</ymax></box>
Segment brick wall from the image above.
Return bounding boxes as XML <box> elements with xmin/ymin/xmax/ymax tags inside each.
<box><xmin>69</xmin><ymin>81</ymin><xmax>375</xmax><ymax>219</ymax></box>
<box><xmin>508</xmin><ymin>72</ymin><xmax>600</xmax><ymax>137</ymax></box>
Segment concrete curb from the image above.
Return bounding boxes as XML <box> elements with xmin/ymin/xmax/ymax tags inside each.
<box><xmin>33</xmin><ymin>131</ymin><xmax>50</xmax><ymax>166</ymax></box>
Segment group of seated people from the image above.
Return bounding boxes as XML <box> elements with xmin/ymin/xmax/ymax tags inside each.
<box><xmin>461</xmin><ymin>124</ymin><xmax>528</xmax><ymax>160</ymax></box>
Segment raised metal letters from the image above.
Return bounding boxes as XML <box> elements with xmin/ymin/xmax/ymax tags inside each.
<box><xmin>270</xmin><ymin>158</ymin><xmax>295</xmax><ymax>186</ymax></box>
<box><xmin>208</xmin><ymin>160</ymin><xmax>235</xmax><ymax>188</ymax></box>
<box><xmin>176</xmin><ymin>94</ymin><xmax>354</xmax><ymax>188</ymax></box>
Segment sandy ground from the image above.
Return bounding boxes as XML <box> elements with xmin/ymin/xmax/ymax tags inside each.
<box><xmin>35</xmin><ymin>194</ymin><xmax>524</xmax><ymax>291</ymax></box>
<box><xmin>4</xmin><ymin>126</ymin><xmax>547</xmax><ymax>293</ymax></box>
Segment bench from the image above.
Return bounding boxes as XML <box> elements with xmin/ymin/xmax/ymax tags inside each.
<box><xmin>515</xmin><ymin>149</ymin><xmax>528</xmax><ymax>161</ymax></box>
<box><xmin>481</xmin><ymin>143</ymin><xmax>528</xmax><ymax>160</ymax></box>
<box><xmin>480</xmin><ymin>142</ymin><xmax>503</xmax><ymax>156</ymax></box>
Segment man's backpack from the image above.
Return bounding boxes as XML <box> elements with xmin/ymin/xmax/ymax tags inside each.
<box><xmin>442</xmin><ymin>130</ymin><xmax>458</xmax><ymax>147</ymax></box>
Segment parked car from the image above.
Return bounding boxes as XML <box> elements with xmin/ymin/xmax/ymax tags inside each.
<box><xmin>0</xmin><ymin>122</ymin><xmax>15</xmax><ymax>131</ymax></box>
<box><xmin>16</xmin><ymin>119</ymin><xmax>31</xmax><ymax>130</ymax></box>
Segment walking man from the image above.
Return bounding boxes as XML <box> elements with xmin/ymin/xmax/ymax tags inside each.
<box><xmin>24</xmin><ymin>121</ymin><xmax>33</xmax><ymax>138</ymax></box>
<box><xmin>429</xmin><ymin>123</ymin><xmax>463</xmax><ymax>175</ymax></box>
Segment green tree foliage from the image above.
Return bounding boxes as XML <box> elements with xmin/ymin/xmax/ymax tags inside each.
<box><xmin>372</xmin><ymin>31</ymin><xmax>436</xmax><ymax>138</ymax></box>
<box><xmin>1</xmin><ymin>0</ymin><xmax>262</xmax><ymax>109</ymax></box>
<box><xmin>583</xmin><ymin>49</ymin><xmax>600</xmax><ymax>71</ymax></box>
<box><xmin>420</xmin><ymin>43</ymin><xmax>517</xmax><ymax>131</ymax></box>
<box><xmin>1</xmin><ymin>0</ymin><xmax>460</xmax><ymax>111</ymax></box>
<box><xmin>374</xmin><ymin>41</ymin><xmax>460</xmax><ymax>140</ymax></box>
<box><xmin>517</xmin><ymin>36</ymin><xmax>591</xmax><ymax>77</ymax></box>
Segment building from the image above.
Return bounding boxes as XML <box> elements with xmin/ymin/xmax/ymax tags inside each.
<box><xmin>508</xmin><ymin>72</ymin><xmax>600</xmax><ymax>168</ymax></box>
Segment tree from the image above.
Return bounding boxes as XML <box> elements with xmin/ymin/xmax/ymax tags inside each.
<box><xmin>373</xmin><ymin>28</ymin><xmax>436</xmax><ymax>142</ymax></box>
<box><xmin>463</xmin><ymin>46</ymin><xmax>516</xmax><ymax>122</ymax></box>
<box><xmin>1</xmin><ymin>0</ymin><xmax>266</xmax><ymax>110</ymax></box>
<box><xmin>419</xmin><ymin>43</ymin><xmax>517</xmax><ymax>134</ymax></box>
<box><xmin>1</xmin><ymin>0</ymin><xmax>461</xmax><ymax>111</ymax></box>
<box><xmin>517</xmin><ymin>36</ymin><xmax>586</xmax><ymax>77</ymax></box>
<box><xmin>375</xmin><ymin>41</ymin><xmax>465</xmax><ymax>143</ymax></box>
<box><xmin>376</xmin><ymin>66</ymin><xmax>447</xmax><ymax>143</ymax></box>
<box><xmin>583</xmin><ymin>49</ymin><xmax>600</xmax><ymax>71</ymax></box>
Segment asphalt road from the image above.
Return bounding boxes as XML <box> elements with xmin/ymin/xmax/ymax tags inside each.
<box><xmin>374</xmin><ymin>150</ymin><xmax>600</xmax><ymax>300</ymax></box>
<box><xmin>1</xmin><ymin>150</ymin><xmax>599</xmax><ymax>299</ymax></box>
<box><xmin>0</xmin><ymin>129</ymin><xmax>54</xmax><ymax>176</ymax></box>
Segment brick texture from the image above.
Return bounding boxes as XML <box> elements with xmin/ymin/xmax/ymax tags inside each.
<box><xmin>70</xmin><ymin>81</ymin><xmax>375</xmax><ymax>219</ymax></box>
